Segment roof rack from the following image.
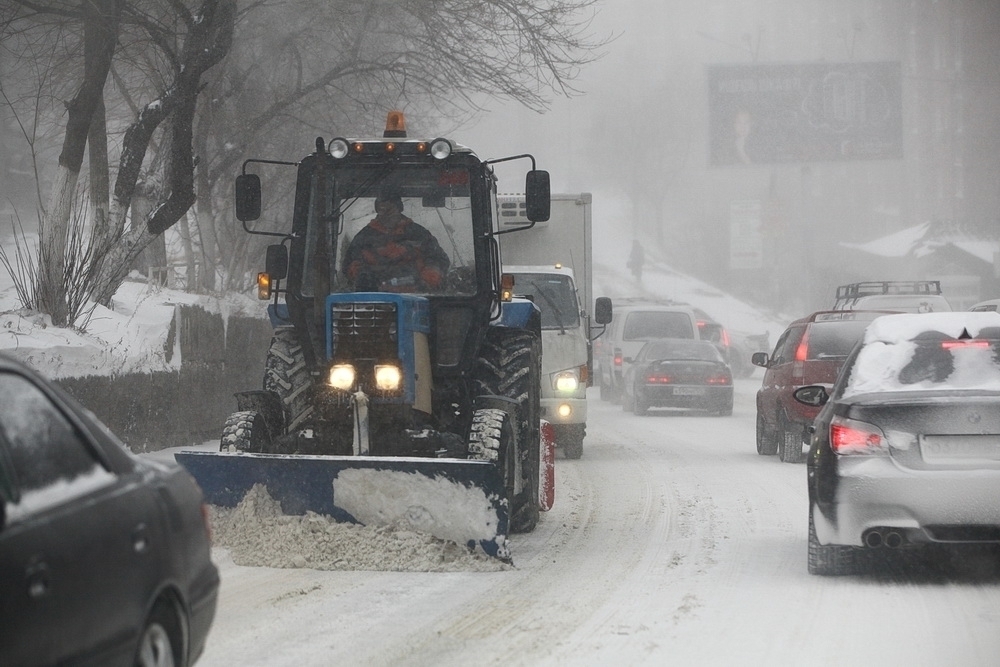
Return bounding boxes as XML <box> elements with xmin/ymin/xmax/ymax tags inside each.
<box><xmin>835</xmin><ymin>280</ymin><xmax>942</xmax><ymax>300</ymax></box>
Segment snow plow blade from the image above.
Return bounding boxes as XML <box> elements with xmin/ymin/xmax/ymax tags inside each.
<box><xmin>174</xmin><ymin>451</ymin><xmax>510</xmax><ymax>560</ymax></box>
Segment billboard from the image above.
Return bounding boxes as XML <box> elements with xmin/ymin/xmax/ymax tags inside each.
<box><xmin>708</xmin><ymin>62</ymin><xmax>902</xmax><ymax>166</ymax></box>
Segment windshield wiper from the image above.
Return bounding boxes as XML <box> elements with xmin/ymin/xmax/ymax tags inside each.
<box><xmin>531</xmin><ymin>281</ymin><xmax>566</xmax><ymax>333</ymax></box>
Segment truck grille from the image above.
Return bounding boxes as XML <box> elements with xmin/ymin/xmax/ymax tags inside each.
<box><xmin>330</xmin><ymin>302</ymin><xmax>397</xmax><ymax>359</ymax></box>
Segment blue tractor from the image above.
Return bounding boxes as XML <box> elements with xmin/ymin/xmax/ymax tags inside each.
<box><xmin>177</xmin><ymin>112</ymin><xmax>551</xmax><ymax>560</ymax></box>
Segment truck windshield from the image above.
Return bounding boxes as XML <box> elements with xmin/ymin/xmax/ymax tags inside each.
<box><xmin>511</xmin><ymin>273</ymin><xmax>580</xmax><ymax>330</ymax></box>
<box><xmin>302</xmin><ymin>165</ymin><xmax>477</xmax><ymax>297</ymax></box>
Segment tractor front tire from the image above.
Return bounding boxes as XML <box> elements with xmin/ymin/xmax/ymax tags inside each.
<box><xmin>221</xmin><ymin>411</ymin><xmax>269</xmax><ymax>453</ymax></box>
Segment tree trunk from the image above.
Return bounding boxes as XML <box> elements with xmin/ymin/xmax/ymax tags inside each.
<box><xmin>36</xmin><ymin>0</ymin><xmax>122</xmax><ymax>326</ymax></box>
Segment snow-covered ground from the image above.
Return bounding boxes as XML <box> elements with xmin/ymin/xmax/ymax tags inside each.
<box><xmin>3</xmin><ymin>231</ymin><xmax>999</xmax><ymax>666</ymax></box>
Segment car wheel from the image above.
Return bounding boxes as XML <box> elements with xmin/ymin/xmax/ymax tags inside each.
<box><xmin>622</xmin><ymin>384</ymin><xmax>635</xmax><ymax>412</ymax></box>
<box><xmin>808</xmin><ymin>506</ymin><xmax>860</xmax><ymax>576</ymax></box>
<box><xmin>135</xmin><ymin>599</ymin><xmax>184</xmax><ymax>667</ymax></box>
<box><xmin>779</xmin><ymin>415</ymin><xmax>803</xmax><ymax>463</ymax></box>
<box><xmin>599</xmin><ymin>374</ymin><xmax>612</xmax><ymax>402</ymax></box>
<box><xmin>756</xmin><ymin>413</ymin><xmax>778</xmax><ymax>455</ymax></box>
<box><xmin>558</xmin><ymin>424</ymin><xmax>585</xmax><ymax>460</ymax></box>
<box><xmin>634</xmin><ymin>390</ymin><xmax>650</xmax><ymax>416</ymax></box>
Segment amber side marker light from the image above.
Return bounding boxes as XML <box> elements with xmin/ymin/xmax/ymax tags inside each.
<box><xmin>256</xmin><ymin>272</ymin><xmax>271</xmax><ymax>300</ymax></box>
<box><xmin>500</xmin><ymin>273</ymin><xmax>515</xmax><ymax>302</ymax></box>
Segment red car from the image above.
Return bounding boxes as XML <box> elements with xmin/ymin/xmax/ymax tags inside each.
<box><xmin>752</xmin><ymin>311</ymin><xmax>894</xmax><ymax>463</ymax></box>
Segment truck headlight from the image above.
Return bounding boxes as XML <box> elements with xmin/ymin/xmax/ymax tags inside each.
<box><xmin>553</xmin><ymin>370</ymin><xmax>579</xmax><ymax>392</ymax></box>
<box><xmin>374</xmin><ymin>364</ymin><xmax>402</xmax><ymax>391</ymax></box>
<box><xmin>329</xmin><ymin>364</ymin><xmax>356</xmax><ymax>390</ymax></box>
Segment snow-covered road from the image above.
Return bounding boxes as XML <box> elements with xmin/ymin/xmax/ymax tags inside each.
<box><xmin>192</xmin><ymin>379</ymin><xmax>1000</xmax><ymax>666</ymax></box>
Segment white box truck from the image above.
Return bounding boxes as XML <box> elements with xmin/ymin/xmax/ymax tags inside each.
<box><xmin>499</xmin><ymin>193</ymin><xmax>593</xmax><ymax>459</ymax></box>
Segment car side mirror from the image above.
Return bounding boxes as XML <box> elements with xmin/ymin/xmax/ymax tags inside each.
<box><xmin>623</xmin><ymin>356</ymin><xmax>634</xmax><ymax>364</ymax></box>
<box><xmin>751</xmin><ymin>352</ymin><xmax>769</xmax><ymax>367</ymax></box>
<box><xmin>594</xmin><ymin>297</ymin><xmax>613</xmax><ymax>325</ymax></box>
<box><xmin>793</xmin><ymin>385</ymin><xmax>830</xmax><ymax>407</ymax></box>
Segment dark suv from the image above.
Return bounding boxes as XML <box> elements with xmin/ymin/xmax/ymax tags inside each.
<box><xmin>752</xmin><ymin>311</ymin><xmax>893</xmax><ymax>463</ymax></box>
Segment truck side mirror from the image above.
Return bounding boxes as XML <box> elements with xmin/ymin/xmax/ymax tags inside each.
<box><xmin>594</xmin><ymin>297</ymin><xmax>613</xmax><ymax>325</ymax></box>
<box><xmin>265</xmin><ymin>244</ymin><xmax>288</xmax><ymax>280</ymax></box>
<box><xmin>524</xmin><ymin>170</ymin><xmax>550</xmax><ymax>222</ymax></box>
<box><xmin>236</xmin><ymin>174</ymin><xmax>261</xmax><ymax>222</ymax></box>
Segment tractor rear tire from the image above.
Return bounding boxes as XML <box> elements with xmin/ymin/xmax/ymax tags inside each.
<box><xmin>263</xmin><ymin>326</ymin><xmax>314</xmax><ymax>435</ymax></box>
<box><xmin>473</xmin><ymin>327</ymin><xmax>541</xmax><ymax>534</ymax></box>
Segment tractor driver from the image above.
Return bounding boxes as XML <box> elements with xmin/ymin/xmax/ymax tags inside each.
<box><xmin>343</xmin><ymin>187</ymin><xmax>450</xmax><ymax>292</ymax></box>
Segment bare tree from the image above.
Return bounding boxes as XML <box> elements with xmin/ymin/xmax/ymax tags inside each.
<box><xmin>2</xmin><ymin>0</ymin><xmax>607</xmax><ymax>322</ymax></box>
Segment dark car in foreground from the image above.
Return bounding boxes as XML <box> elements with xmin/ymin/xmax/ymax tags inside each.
<box><xmin>622</xmin><ymin>339</ymin><xmax>733</xmax><ymax>416</ymax></box>
<box><xmin>753</xmin><ymin>310</ymin><xmax>895</xmax><ymax>463</ymax></box>
<box><xmin>797</xmin><ymin>312</ymin><xmax>1000</xmax><ymax>576</ymax></box>
<box><xmin>0</xmin><ymin>354</ymin><xmax>219</xmax><ymax>665</ymax></box>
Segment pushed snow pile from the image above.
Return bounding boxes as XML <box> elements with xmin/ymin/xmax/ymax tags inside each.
<box><xmin>334</xmin><ymin>468</ymin><xmax>503</xmax><ymax>549</ymax></box>
<box><xmin>210</xmin><ymin>484</ymin><xmax>510</xmax><ymax>572</ymax></box>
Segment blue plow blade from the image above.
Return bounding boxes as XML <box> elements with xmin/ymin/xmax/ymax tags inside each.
<box><xmin>174</xmin><ymin>451</ymin><xmax>510</xmax><ymax>560</ymax></box>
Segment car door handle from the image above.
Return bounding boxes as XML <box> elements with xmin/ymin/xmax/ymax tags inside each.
<box><xmin>26</xmin><ymin>561</ymin><xmax>50</xmax><ymax>599</ymax></box>
<box><xmin>132</xmin><ymin>523</ymin><xmax>149</xmax><ymax>554</ymax></box>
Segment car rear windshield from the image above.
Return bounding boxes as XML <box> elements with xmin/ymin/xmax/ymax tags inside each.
<box><xmin>623</xmin><ymin>312</ymin><xmax>694</xmax><ymax>340</ymax></box>
<box><xmin>644</xmin><ymin>340</ymin><xmax>722</xmax><ymax>362</ymax></box>
<box><xmin>805</xmin><ymin>320</ymin><xmax>872</xmax><ymax>360</ymax></box>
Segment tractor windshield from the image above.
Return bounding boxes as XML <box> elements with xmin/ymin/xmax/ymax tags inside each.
<box><xmin>302</xmin><ymin>165</ymin><xmax>477</xmax><ymax>297</ymax></box>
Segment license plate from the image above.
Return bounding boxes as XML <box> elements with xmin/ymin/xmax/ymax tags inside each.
<box><xmin>920</xmin><ymin>435</ymin><xmax>1000</xmax><ymax>462</ymax></box>
<box><xmin>673</xmin><ymin>387</ymin><xmax>706</xmax><ymax>396</ymax></box>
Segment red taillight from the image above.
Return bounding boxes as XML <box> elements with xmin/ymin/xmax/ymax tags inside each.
<box><xmin>829</xmin><ymin>416</ymin><xmax>887</xmax><ymax>455</ymax></box>
<box><xmin>614</xmin><ymin>352</ymin><xmax>623</xmax><ymax>367</ymax></box>
<box><xmin>941</xmin><ymin>339</ymin><xmax>990</xmax><ymax>349</ymax></box>
<box><xmin>721</xmin><ymin>328</ymin><xmax>731</xmax><ymax>347</ymax></box>
<box><xmin>706</xmin><ymin>375</ymin><xmax>731</xmax><ymax>385</ymax></box>
<box><xmin>646</xmin><ymin>374</ymin><xmax>671</xmax><ymax>384</ymax></box>
<box><xmin>794</xmin><ymin>329</ymin><xmax>810</xmax><ymax>362</ymax></box>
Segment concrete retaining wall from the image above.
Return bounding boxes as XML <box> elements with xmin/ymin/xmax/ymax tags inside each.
<box><xmin>57</xmin><ymin>306</ymin><xmax>273</xmax><ymax>452</ymax></box>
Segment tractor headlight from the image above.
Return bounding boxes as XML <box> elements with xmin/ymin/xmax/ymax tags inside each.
<box><xmin>329</xmin><ymin>364</ymin><xmax>356</xmax><ymax>390</ymax></box>
<box><xmin>374</xmin><ymin>364</ymin><xmax>402</xmax><ymax>391</ymax></box>
<box><xmin>553</xmin><ymin>370</ymin><xmax>579</xmax><ymax>392</ymax></box>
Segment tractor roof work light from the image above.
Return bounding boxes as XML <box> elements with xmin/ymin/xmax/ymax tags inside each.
<box><xmin>329</xmin><ymin>138</ymin><xmax>349</xmax><ymax>158</ymax></box>
<box><xmin>430</xmin><ymin>138</ymin><xmax>452</xmax><ymax>160</ymax></box>
<box><xmin>384</xmin><ymin>110</ymin><xmax>407</xmax><ymax>138</ymax></box>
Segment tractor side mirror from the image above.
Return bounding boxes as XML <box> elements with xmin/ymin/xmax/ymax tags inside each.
<box><xmin>235</xmin><ymin>174</ymin><xmax>262</xmax><ymax>222</ymax></box>
<box><xmin>594</xmin><ymin>297</ymin><xmax>613</xmax><ymax>325</ymax></box>
<box><xmin>524</xmin><ymin>170</ymin><xmax>550</xmax><ymax>222</ymax></box>
<box><xmin>265</xmin><ymin>244</ymin><xmax>288</xmax><ymax>280</ymax></box>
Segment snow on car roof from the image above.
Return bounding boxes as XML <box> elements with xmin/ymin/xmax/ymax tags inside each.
<box><xmin>863</xmin><ymin>311</ymin><xmax>1000</xmax><ymax>343</ymax></box>
<box><xmin>845</xmin><ymin>312</ymin><xmax>1000</xmax><ymax>396</ymax></box>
